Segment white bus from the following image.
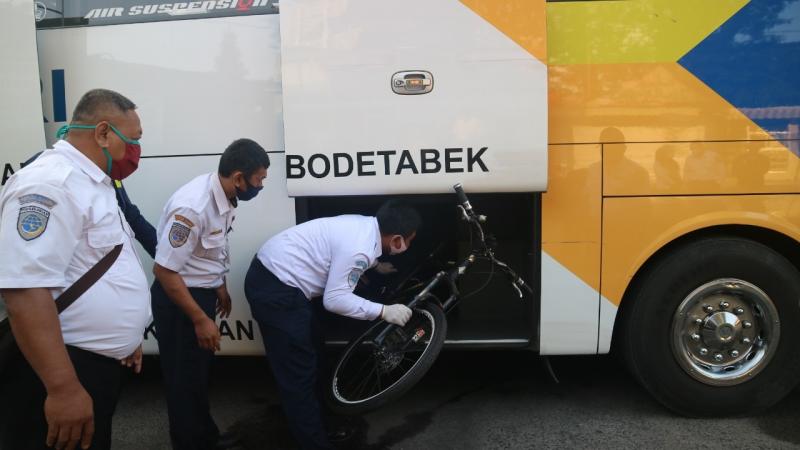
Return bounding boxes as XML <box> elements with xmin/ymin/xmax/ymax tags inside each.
<box><xmin>3</xmin><ymin>0</ymin><xmax>800</xmax><ymax>417</ymax></box>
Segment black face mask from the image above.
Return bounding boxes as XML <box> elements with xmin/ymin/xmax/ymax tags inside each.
<box><xmin>236</xmin><ymin>177</ymin><xmax>263</xmax><ymax>202</ymax></box>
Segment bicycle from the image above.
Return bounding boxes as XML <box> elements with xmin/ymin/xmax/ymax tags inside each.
<box><xmin>328</xmin><ymin>183</ymin><xmax>534</xmax><ymax>414</ymax></box>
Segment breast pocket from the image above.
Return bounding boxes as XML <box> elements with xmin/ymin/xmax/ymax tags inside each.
<box><xmin>88</xmin><ymin>225</ymin><xmax>125</xmax><ymax>253</ymax></box>
<box><xmin>194</xmin><ymin>233</ymin><xmax>226</xmax><ymax>261</ymax></box>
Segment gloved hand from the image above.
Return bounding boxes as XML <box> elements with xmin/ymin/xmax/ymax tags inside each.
<box><xmin>381</xmin><ymin>304</ymin><xmax>412</xmax><ymax>326</ymax></box>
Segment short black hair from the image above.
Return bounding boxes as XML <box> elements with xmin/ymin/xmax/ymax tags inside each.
<box><xmin>72</xmin><ymin>89</ymin><xmax>136</xmax><ymax>123</ymax></box>
<box><xmin>218</xmin><ymin>138</ymin><xmax>270</xmax><ymax>178</ymax></box>
<box><xmin>377</xmin><ymin>200</ymin><xmax>421</xmax><ymax>238</ymax></box>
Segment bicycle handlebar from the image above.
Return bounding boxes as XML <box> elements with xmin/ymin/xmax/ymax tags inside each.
<box><xmin>452</xmin><ymin>183</ymin><xmax>534</xmax><ymax>298</ymax></box>
<box><xmin>453</xmin><ymin>183</ymin><xmax>473</xmax><ymax>213</ymax></box>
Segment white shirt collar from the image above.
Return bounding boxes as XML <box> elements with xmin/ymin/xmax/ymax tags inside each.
<box><xmin>210</xmin><ymin>172</ymin><xmax>232</xmax><ymax>215</ymax></box>
<box><xmin>54</xmin><ymin>140</ymin><xmax>109</xmax><ymax>184</ymax></box>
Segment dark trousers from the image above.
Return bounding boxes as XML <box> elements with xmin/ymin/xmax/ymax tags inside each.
<box><xmin>244</xmin><ymin>257</ymin><xmax>333</xmax><ymax>450</ymax></box>
<box><xmin>0</xmin><ymin>344</ymin><xmax>122</xmax><ymax>450</ymax></box>
<box><xmin>151</xmin><ymin>280</ymin><xmax>220</xmax><ymax>450</ymax></box>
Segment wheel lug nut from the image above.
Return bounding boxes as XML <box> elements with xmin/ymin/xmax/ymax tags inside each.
<box><xmin>699</xmin><ymin>348</ymin><xmax>709</xmax><ymax>356</ymax></box>
<box><xmin>720</xmin><ymin>301</ymin><xmax>730</xmax><ymax>309</ymax></box>
<box><xmin>703</xmin><ymin>305</ymin><xmax>714</xmax><ymax>313</ymax></box>
<box><xmin>714</xmin><ymin>353</ymin><xmax>724</xmax><ymax>362</ymax></box>
<box><xmin>694</xmin><ymin>318</ymin><xmax>703</xmax><ymax>325</ymax></box>
<box><xmin>735</xmin><ymin>308</ymin><xmax>745</xmax><ymax>315</ymax></box>
<box><xmin>691</xmin><ymin>333</ymin><xmax>700</xmax><ymax>342</ymax></box>
<box><xmin>730</xmin><ymin>350</ymin><xmax>740</xmax><ymax>358</ymax></box>
<box><xmin>743</xmin><ymin>321</ymin><xmax>752</xmax><ymax>329</ymax></box>
<box><xmin>742</xmin><ymin>337</ymin><xmax>752</xmax><ymax>345</ymax></box>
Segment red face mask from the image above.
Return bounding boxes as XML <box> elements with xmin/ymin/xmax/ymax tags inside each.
<box><xmin>111</xmin><ymin>143</ymin><xmax>141</xmax><ymax>180</ymax></box>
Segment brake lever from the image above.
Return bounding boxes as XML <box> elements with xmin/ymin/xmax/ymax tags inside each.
<box><xmin>514</xmin><ymin>277</ymin><xmax>534</xmax><ymax>297</ymax></box>
<box><xmin>493</xmin><ymin>256</ymin><xmax>532</xmax><ymax>299</ymax></box>
<box><xmin>511</xmin><ymin>282</ymin><xmax>523</xmax><ymax>298</ymax></box>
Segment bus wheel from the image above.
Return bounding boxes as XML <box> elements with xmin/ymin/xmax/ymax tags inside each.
<box><xmin>621</xmin><ymin>237</ymin><xmax>800</xmax><ymax>417</ymax></box>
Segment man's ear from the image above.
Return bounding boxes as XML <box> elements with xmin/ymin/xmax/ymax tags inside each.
<box><xmin>94</xmin><ymin>121</ymin><xmax>111</xmax><ymax>148</ymax></box>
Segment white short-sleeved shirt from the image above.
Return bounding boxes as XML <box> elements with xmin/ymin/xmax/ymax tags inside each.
<box><xmin>155</xmin><ymin>172</ymin><xmax>235</xmax><ymax>288</ymax></box>
<box><xmin>0</xmin><ymin>140</ymin><xmax>151</xmax><ymax>360</ymax></box>
<box><xmin>257</xmin><ymin>215</ymin><xmax>384</xmax><ymax>320</ymax></box>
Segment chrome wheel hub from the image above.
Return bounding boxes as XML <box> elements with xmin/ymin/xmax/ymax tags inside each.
<box><xmin>671</xmin><ymin>279</ymin><xmax>780</xmax><ymax>386</ymax></box>
<box><xmin>701</xmin><ymin>311</ymin><xmax>741</xmax><ymax>346</ymax></box>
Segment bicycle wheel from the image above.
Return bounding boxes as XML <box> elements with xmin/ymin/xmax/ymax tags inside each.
<box><xmin>329</xmin><ymin>301</ymin><xmax>447</xmax><ymax>414</ymax></box>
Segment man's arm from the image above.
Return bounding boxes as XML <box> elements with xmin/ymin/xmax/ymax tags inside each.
<box><xmin>323</xmin><ymin>252</ymin><xmax>392</xmax><ymax>320</ymax></box>
<box><xmin>215</xmin><ymin>277</ymin><xmax>232</xmax><ymax>319</ymax></box>
<box><xmin>153</xmin><ymin>264</ymin><xmax>220</xmax><ymax>351</ymax></box>
<box><xmin>3</xmin><ymin>288</ymin><xmax>94</xmax><ymax>450</ymax></box>
<box><xmin>115</xmin><ymin>182</ymin><xmax>157</xmax><ymax>258</ymax></box>
<box><xmin>0</xmin><ymin>180</ymin><xmax>92</xmax><ymax>449</ymax></box>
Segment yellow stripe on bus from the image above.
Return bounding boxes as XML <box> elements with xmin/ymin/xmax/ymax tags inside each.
<box><xmin>460</xmin><ymin>0</ymin><xmax>548</xmax><ymax>64</ymax></box>
<box><xmin>547</xmin><ymin>0</ymin><xmax>749</xmax><ymax>65</ymax></box>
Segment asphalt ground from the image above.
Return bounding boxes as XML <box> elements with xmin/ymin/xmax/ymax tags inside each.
<box><xmin>102</xmin><ymin>351</ymin><xmax>800</xmax><ymax>450</ymax></box>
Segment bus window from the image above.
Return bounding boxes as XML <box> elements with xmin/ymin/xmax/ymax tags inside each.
<box><xmin>34</xmin><ymin>0</ymin><xmax>278</xmax><ymax>29</ymax></box>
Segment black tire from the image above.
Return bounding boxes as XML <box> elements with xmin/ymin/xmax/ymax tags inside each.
<box><xmin>621</xmin><ymin>237</ymin><xmax>800</xmax><ymax>417</ymax></box>
<box><xmin>329</xmin><ymin>301</ymin><xmax>447</xmax><ymax>415</ymax></box>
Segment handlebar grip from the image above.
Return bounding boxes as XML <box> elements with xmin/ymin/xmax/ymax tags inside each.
<box><xmin>521</xmin><ymin>281</ymin><xmax>534</xmax><ymax>295</ymax></box>
<box><xmin>453</xmin><ymin>183</ymin><xmax>472</xmax><ymax>211</ymax></box>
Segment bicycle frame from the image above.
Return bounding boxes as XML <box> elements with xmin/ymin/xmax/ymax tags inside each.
<box><xmin>373</xmin><ymin>184</ymin><xmax>533</xmax><ymax>346</ymax></box>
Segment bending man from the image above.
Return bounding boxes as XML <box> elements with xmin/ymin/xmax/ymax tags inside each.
<box><xmin>244</xmin><ymin>200</ymin><xmax>420</xmax><ymax>449</ymax></box>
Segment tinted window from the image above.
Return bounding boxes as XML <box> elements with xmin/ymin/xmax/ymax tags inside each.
<box><xmin>34</xmin><ymin>0</ymin><xmax>277</xmax><ymax>29</ymax></box>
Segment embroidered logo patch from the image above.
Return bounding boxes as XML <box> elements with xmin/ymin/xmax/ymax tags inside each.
<box><xmin>18</xmin><ymin>194</ymin><xmax>57</xmax><ymax>208</ymax></box>
<box><xmin>17</xmin><ymin>206</ymin><xmax>50</xmax><ymax>241</ymax></box>
<box><xmin>174</xmin><ymin>214</ymin><xmax>195</xmax><ymax>228</ymax></box>
<box><xmin>348</xmin><ymin>260</ymin><xmax>369</xmax><ymax>288</ymax></box>
<box><xmin>169</xmin><ymin>222</ymin><xmax>191</xmax><ymax>248</ymax></box>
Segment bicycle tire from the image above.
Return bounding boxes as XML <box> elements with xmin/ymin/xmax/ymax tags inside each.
<box><xmin>329</xmin><ymin>301</ymin><xmax>447</xmax><ymax>415</ymax></box>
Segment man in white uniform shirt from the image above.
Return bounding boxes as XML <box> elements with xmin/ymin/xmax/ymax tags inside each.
<box><xmin>0</xmin><ymin>89</ymin><xmax>151</xmax><ymax>450</ymax></box>
<box><xmin>244</xmin><ymin>201</ymin><xmax>420</xmax><ymax>449</ymax></box>
<box><xmin>151</xmin><ymin>138</ymin><xmax>269</xmax><ymax>450</ymax></box>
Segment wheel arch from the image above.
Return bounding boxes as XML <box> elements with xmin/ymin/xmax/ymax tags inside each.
<box><xmin>610</xmin><ymin>224</ymin><xmax>800</xmax><ymax>353</ymax></box>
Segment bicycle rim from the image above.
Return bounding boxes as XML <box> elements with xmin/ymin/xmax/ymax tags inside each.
<box><xmin>331</xmin><ymin>307</ymin><xmax>439</xmax><ymax>405</ymax></box>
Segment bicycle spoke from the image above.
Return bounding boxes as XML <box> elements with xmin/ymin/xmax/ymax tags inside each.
<box><xmin>332</xmin><ymin>303</ymin><xmax>445</xmax><ymax>410</ymax></box>
<box><xmin>399</xmin><ymin>347</ymin><xmax>425</xmax><ymax>354</ymax></box>
<box><xmin>342</xmin><ymin>353</ymin><xmax>376</xmax><ymax>394</ymax></box>
<box><xmin>350</xmin><ymin>363</ymin><xmax>375</xmax><ymax>399</ymax></box>
<box><xmin>402</xmin><ymin>356</ymin><xmax>419</xmax><ymax>364</ymax></box>
<box><xmin>354</xmin><ymin>364</ymin><xmax>378</xmax><ymax>399</ymax></box>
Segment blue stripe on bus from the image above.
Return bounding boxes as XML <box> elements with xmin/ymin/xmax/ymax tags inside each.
<box><xmin>52</xmin><ymin>69</ymin><xmax>66</xmax><ymax>123</ymax></box>
<box><xmin>679</xmin><ymin>0</ymin><xmax>800</xmax><ymax>139</ymax></box>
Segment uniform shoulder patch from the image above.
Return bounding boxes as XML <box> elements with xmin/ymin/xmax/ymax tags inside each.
<box><xmin>169</xmin><ymin>222</ymin><xmax>191</xmax><ymax>248</ymax></box>
<box><xmin>17</xmin><ymin>205</ymin><xmax>50</xmax><ymax>241</ymax></box>
<box><xmin>348</xmin><ymin>259</ymin><xmax>369</xmax><ymax>288</ymax></box>
<box><xmin>18</xmin><ymin>194</ymin><xmax>57</xmax><ymax>208</ymax></box>
<box><xmin>174</xmin><ymin>214</ymin><xmax>195</xmax><ymax>228</ymax></box>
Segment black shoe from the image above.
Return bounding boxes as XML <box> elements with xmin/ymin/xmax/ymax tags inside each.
<box><xmin>216</xmin><ymin>431</ymin><xmax>241</xmax><ymax>449</ymax></box>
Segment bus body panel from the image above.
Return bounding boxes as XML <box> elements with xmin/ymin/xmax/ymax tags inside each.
<box><xmin>538</xmin><ymin>0</ymin><xmax>800</xmax><ymax>355</ymax></box>
<box><xmin>1</xmin><ymin>0</ymin><xmax>797</xmax><ymax>363</ymax></box>
<box><xmin>540</xmin><ymin>143</ymin><xmax>602</xmax><ymax>355</ymax></box>
<box><xmin>35</xmin><ymin>14</ymin><xmax>293</xmax><ymax>354</ymax></box>
<box><xmin>280</xmin><ymin>0</ymin><xmax>549</xmax><ymax>196</ymax></box>
<box><xmin>0</xmin><ymin>1</ymin><xmax>47</xmax><ymax>324</ymax></box>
